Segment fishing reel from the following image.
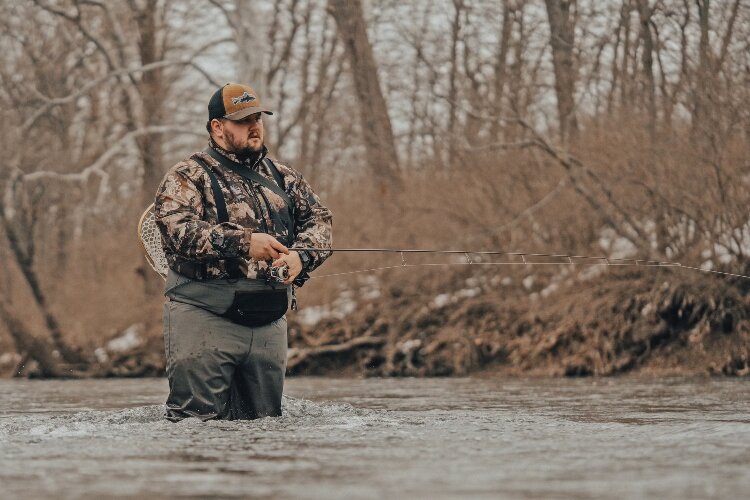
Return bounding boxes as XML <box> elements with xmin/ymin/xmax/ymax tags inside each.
<box><xmin>266</xmin><ymin>265</ymin><xmax>290</xmax><ymax>284</ymax></box>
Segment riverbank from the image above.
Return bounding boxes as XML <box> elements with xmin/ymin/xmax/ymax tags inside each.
<box><xmin>4</xmin><ymin>266</ymin><xmax>750</xmax><ymax>378</ymax></box>
<box><xmin>287</xmin><ymin>267</ymin><xmax>749</xmax><ymax>377</ymax></box>
<box><xmin>6</xmin><ymin>265</ymin><xmax>746</xmax><ymax>379</ymax></box>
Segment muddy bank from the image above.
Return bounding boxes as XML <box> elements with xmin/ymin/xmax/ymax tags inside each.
<box><xmin>286</xmin><ymin>268</ymin><xmax>750</xmax><ymax>377</ymax></box>
<box><xmin>4</xmin><ymin>268</ymin><xmax>748</xmax><ymax>378</ymax></box>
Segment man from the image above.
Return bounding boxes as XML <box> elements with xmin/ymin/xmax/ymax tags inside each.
<box><xmin>154</xmin><ymin>83</ymin><xmax>332</xmax><ymax>421</ymax></box>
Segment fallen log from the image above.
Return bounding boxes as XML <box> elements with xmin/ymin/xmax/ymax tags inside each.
<box><xmin>287</xmin><ymin>335</ymin><xmax>384</xmax><ymax>372</ymax></box>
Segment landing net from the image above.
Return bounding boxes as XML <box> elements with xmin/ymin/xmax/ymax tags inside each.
<box><xmin>138</xmin><ymin>204</ymin><xmax>168</xmax><ymax>279</ymax></box>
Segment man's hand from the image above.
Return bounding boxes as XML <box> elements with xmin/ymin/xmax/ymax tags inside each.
<box><xmin>247</xmin><ymin>232</ymin><xmax>289</xmax><ymax>260</ymax></box>
<box><xmin>272</xmin><ymin>251</ymin><xmax>302</xmax><ymax>285</ymax></box>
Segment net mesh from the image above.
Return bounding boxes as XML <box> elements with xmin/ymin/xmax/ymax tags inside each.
<box><xmin>138</xmin><ymin>204</ymin><xmax>168</xmax><ymax>279</ymax></box>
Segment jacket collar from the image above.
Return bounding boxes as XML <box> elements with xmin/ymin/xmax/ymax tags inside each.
<box><xmin>208</xmin><ymin>137</ymin><xmax>268</xmax><ymax>170</ymax></box>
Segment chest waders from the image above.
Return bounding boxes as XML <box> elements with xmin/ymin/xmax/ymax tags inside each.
<box><xmin>163</xmin><ymin>148</ymin><xmax>292</xmax><ymax>422</ymax></box>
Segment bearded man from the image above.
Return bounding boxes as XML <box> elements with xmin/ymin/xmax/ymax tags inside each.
<box><xmin>154</xmin><ymin>83</ymin><xmax>332</xmax><ymax>421</ymax></box>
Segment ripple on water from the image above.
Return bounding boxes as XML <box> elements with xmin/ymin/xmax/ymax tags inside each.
<box><xmin>2</xmin><ymin>378</ymin><xmax>749</xmax><ymax>500</ymax></box>
<box><xmin>0</xmin><ymin>395</ymin><xmax>397</xmax><ymax>442</ymax></box>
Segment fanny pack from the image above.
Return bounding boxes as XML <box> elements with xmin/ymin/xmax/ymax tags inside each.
<box><xmin>165</xmin><ymin>269</ymin><xmax>290</xmax><ymax>327</ymax></box>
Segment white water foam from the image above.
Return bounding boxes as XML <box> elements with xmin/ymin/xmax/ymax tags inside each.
<box><xmin>0</xmin><ymin>395</ymin><xmax>394</xmax><ymax>441</ymax></box>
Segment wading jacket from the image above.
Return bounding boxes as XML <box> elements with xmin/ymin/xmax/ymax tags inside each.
<box><xmin>154</xmin><ymin>139</ymin><xmax>333</xmax><ymax>281</ymax></box>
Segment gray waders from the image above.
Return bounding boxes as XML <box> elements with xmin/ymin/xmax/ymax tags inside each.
<box><xmin>163</xmin><ymin>299</ymin><xmax>287</xmax><ymax>421</ymax></box>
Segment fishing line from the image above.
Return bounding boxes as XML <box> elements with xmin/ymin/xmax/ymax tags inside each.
<box><xmin>289</xmin><ymin>247</ymin><xmax>750</xmax><ymax>281</ymax></box>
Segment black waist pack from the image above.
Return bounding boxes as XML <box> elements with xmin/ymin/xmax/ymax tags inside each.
<box><xmin>223</xmin><ymin>288</ymin><xmax>289</xmax><ymax>327</ymax></box>
<box><xmin>165</xmin><ymin>269</ymin><xmax>290</xmax><ymax>327</ymax></box>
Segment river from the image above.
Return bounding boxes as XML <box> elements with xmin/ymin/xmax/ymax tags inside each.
<box><xmin>0</xmin><ymin>377</ymin><xmax>748</xmax><ymax>499</ymax></box>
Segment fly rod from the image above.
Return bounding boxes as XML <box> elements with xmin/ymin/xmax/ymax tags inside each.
<box><xmin>289</xmin><ymin>247</ymin><xmax>750</xmax><ymax>281</ymax></box>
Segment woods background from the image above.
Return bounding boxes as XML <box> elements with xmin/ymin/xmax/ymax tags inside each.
<box><xmin>1</xmin><ymin>0</ymin><xmax>749</xmax><ymax>378</ymax></box>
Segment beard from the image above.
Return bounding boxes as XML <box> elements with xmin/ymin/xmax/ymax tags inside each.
<box><xmin>224</xmin><ymin>128</ymin><xmax>263</xmax><ymax>161</ymax></box>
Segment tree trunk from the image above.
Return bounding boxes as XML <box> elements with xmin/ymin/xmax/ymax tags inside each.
<box><xmin>327</xmin><ymin>0</ymin><xmax>401</xmax><ymax>189</ymax></box>
<box><xmin>234</xmin><ymin>0</ymin><xmax>264</xmax><ymax>85</ymax></box>
<box><xmin>490</xmin><ymin>0</ymin><xmax>513</xmax><ymax>142</ymax></box>
<box><xmin>692</xmin><ymin>0</ymin><xmax>711</xmax><ymax>138</ymax></box>
<box><xmin>544</xmin><ymin>0</ymin><xmax>579</xmax><ymax>145</ymax></box>
<box><xmin>0</xmin><ymin>208</ymin><xmax>88</xmax><ymax>366</ymax></box>
<box><xmin>506</xmin><ymin>6</ymin><xmax>527</xmax><ymax>142</ymax></box>
<box><xmin>447</xmin><ymin>0</ymin><xmax>463</xmax><ymax>166</ymax></box>
<box><xmin>635</xmin><ymin>0</ymin><xmax>657</xmax><ymax>138</ymax></box>
<box><xmin>133</xmin><ymin>0</ymin><xmax>167</xmax><ymax>205</ymax></box>
<box><xmin>607</xmin><ymin>2</ymin><xmax>628</xmax><ymax>116</ymax></box>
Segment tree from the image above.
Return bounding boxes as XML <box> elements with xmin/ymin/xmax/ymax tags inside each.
<box><xmin>635</xmin><ymin>0</ymin><xmax>657</xmax><ymax>137</ymax></box>
<box><xmin>544</xmin><ymin>0</ymin><xmax>579</xmax><ymax>144</ymax></box>
<box><xmin>327</xmin><ymin>0</ymin><xmax>401</xmax><ymax>188</ymax></box>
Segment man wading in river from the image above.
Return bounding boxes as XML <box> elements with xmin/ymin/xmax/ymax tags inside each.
<box><xmin>154</xmin><ymin>83</ymin><xmax>332</xmax><ymax>421</ymax></box>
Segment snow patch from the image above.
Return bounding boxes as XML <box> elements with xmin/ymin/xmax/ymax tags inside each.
<box><xmin>297</xmin><ymin>305</ymin><xmax>330</xmax><ymax>326</ymax></box>
<box><xmin>0</xmin><ymin>352</ymin><xmax>21</xmax><ymax>369</ymax></box>
<box><xmin>490</xmin><ymin>275</ymin><xmax>512</xmax><ymax>287</ymax></box>
<box><xmin>429</xmin><ymin>288</ymin><xmax>481</xmax><ymax>309</ymax></box>
<box><xmin>465</xmin><ymin>277</ymin><xmax>480</xmax><ymax>287</ymax></box>
<box><xmin>598</xmin><ymin>227</ymin><xmax>637</xmax><ymax>259</ymax></box>
<box><xmin>297</xmin><ymin>289</ymin><xmax>359</xmax><ymax>326</ymax></box>
<box><xmin>456</xmin><ymin>287</ymin><xmax>480</xmax><ymax>299</ymax></box>
<box><xmin>578</xmin><ymin>265</ymin><xmax>606</xmax><ymax>281</ymax></box>
<box><xmin>359</xmin><ymin>276</ymin><xmax>382</xmax><ymax>300</ymax></box>
<box><xmin>398</xmin><ymin>339</ymin><xmax>422</xmax><ymax>353</ymax></box>
<box><xmin>361</xmin><ymin>287</ymin><xmax>381</xmax><ymax>300</ymax></box>
<box><xmin>431</xmin><ymin>293</ymin><xmax>451</xmax><ymax>309</ymax></box>
<box><xmin>641</xmin><ymin>303</ymin><xmax>654</xmax><ymax>317</ymax></box>
<box><xmin>107</xmin><ymin>324</ymin><xmax>144</xmax><ymax>353</ymax></box>
<box><xmin>540</xmin><ymin>282</ymin><xmax>559</xmax><ymax>298</ymax></box>
<box><xmin>94</xmin><ymin>348</ymin><xmax>109</xmax><ymax>363</ymax></box>
<box><xmin>522</xmin><ymin>275</ymin><xmax>535</xmax><ymax>290</ymax></box>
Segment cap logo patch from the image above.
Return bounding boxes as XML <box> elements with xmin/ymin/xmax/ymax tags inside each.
<box><xmin>232</xmin><ymin>92</ymin><xmax>256</xmax><ymax>105</ymax></box>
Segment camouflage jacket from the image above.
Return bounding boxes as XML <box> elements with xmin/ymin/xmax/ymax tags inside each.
<box><xmin>154</xmin><ymin>139</ymin><xmax>332</xmax><ymax>281</ymax></box>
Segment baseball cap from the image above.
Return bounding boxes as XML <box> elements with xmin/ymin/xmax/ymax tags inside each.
<box><xmin>208</xmin><ymin>83</ymin><xmax>274</xmax><ymax>121</ymax></box>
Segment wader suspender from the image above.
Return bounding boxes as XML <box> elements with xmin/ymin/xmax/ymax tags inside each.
<box><xmin>204</xmin><ymin>148</ymin><xmax>292</xmax><ymax>207</ymax></box>
<box><xmin>191</xmin><ymin>154</ymin><xmax>228</xmax><ymax>223</ymax></box>
<box><xmin>191</xmin><ymin>154</ymin><xmax>240</xmax><ymax>277</ymax></box>
<box><xmin>203</xmin><ymin>148</ymin><xmax>295</xmax><ymax>244</ymax></box>
<box><xmin>192</xmin><ymin>151</ymin><xmax>294</xmax><ymax>231</ymax></box>
<box><xmin>190</xmin><ymin>150</ymin><xmax>295</xmax><ymax>280</ymax></box>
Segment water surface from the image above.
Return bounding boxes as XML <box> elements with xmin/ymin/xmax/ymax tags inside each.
<box><xmin>0</xmin><ymin>377</ymin><xmax>748</xmax><ymax>499</ymax></box>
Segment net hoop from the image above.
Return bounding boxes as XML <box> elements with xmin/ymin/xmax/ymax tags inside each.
<box><xmin>137</xmin><ymin>203</ymin><xmax>168</xmax><ymax>280</ymax></box>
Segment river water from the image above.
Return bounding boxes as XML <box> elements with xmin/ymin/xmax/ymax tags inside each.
<box><xmin>0</xmin><ymin>377</ymin><xmax>748</xmax><ymax>499</ymax></box>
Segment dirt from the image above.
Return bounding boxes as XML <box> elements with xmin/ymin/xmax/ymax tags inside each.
<box><xmin>285</xmin><ymin>266</ymin><xmax>750</xmax><ymax>378</ymax></box>
<box><xmin>9</xmin><ymin>266</ymin><xmax>748</xmax><ymax>379</ymax></box>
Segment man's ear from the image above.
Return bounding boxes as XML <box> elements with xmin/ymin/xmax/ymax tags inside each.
<box><xmin>210</xmin><ymin>119</ymin><xmax>224</xmax><ymax>139</ymax></box>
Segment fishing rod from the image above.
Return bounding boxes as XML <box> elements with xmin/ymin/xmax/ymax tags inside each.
<box><xmin>289</xmin><ymin>247</ymin><xmax>750</xmax><ymax>281</ymax></box>
<box><xmin>136</xmin><ymin>205</ymin><xmax>749</xmax><ymax>281</ymax></box>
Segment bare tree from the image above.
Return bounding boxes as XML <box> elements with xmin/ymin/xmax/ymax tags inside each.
<box><xmin>207</xmin><ymin>0</ymin><xmax>347</xmax><ymax>187</ymax></box>
<box><xmin>490</xmin><ymin>0</ymin><xmax>514</xmax><ymax>143</ymax></box>
<box><xmin>544</xmin><ymin>0</ymin><xmax>579</xmax><ymax>144</ymax></box>
<box><xmin>0</xmin><ymin>0</ymin><xmax>216</xmax><ymax>374</ymax></box>
<box><xmin>635</xmin><ymin>0</ymin><xmax>657</xmax><ymax>137</ymax></box>
<box><xmin>327</xmin><ymin>0</ymin><xmax>401</xmax><ymax>188</ymax></box>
